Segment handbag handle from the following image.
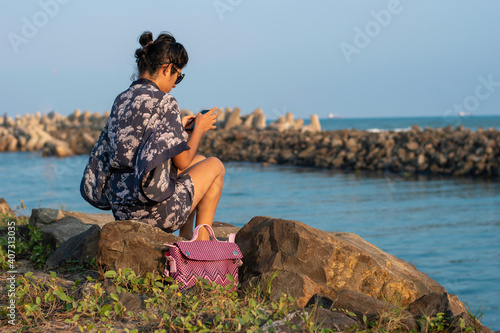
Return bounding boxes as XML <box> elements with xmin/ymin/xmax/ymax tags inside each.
<box><xmin>188</xmin><ymin>224</ymin><xmax>219</xmax><ymax>242</ymax></box>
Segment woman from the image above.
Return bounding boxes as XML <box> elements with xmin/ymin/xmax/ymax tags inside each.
<box><xmin>82</xmin><ymin>31</ymin><xmax>224</xmax><ymax>241</ymax></box>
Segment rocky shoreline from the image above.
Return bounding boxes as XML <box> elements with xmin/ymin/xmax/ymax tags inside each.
<box><xmin>0</xmin><ymin>199</ymin><xmax>496</xmax><ymax>332</ymax></box>
<box><xmin>1</xmin><ymin>109</ymin><xmax>499</xmax><ymax>178</ymax></box>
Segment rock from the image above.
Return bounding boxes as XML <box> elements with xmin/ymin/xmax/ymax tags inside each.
<box><xmin>261</xmin><ymin>308</ymin><xmax>361</xmax><ymax>332</ymax></box>
<box><xmin>43</xmin><ymin>139</ymin><xmax>74</xmax><ymax>157</ymax></box>
<box><xmin>6</xmin><ymin>135</ymin><xmax>18</xmax><ymax>151</ymax></box>
<box><xmin>251</xmin><ymin>108</ymin><xmax>266</xmax><ymax>130</ymax></box>
<box><xmin>407</xmin><ymin>141</ymin><xmax>419</xmax><ymax>151</ymax></box>
<box><xmin>406</xmin><ymin>292</ymin><xmax>467</xmax><ymax>320</ymax></box>
<box><xmin>101</xmin><ymin>279</ymin><xmax>148</xmax><ymax>312</ymax></box>
<box><xmin>302</xmin><ymin>114</ymin><xmax>321</xmax><ymax>133</ymax></box>
<box><xmin>333</xmin><ymin>289</ymin><xmax>417</xmax><ymax>331</ymax></box>
<box><xmin>97</xmin><ymin>220</ymin><xmax>182</xmax><ymax>278</ymax></box>
<box><xmin>242</xmin><ymin>113</ymin><xmax>254</xmax><ymax>128</ymax></box>
<box><xmin>180</xmin><ymin>109</ymin><xmax>193</xmax><ymax>118</ymax></box>
<box><xmin>29</xmin><ymin>208</ymin><xmax>65</xmax><ymax>225</ymax></box>
<box><xmin>224</xmin><ymin>107</ymin><xmax>242</xmax><ymax>130</ymax></box>
<box><xmin>62</xmin><ymin>211</ymin><xmax>115</xmax><ymax>228</ymax></box>
<box><xmin>447</xmin><ymin>312</ymin><xmax>495</xmax><ymax>333</ymax></box>
<box><xmin>215</xmin><ymin>107</ymin><xmax>226</xmax><ymax>128</ymax></box>
<box><xmin>119</xmin><ymin>292</ymin><xmax>148</xmax><ymax>313</ymax></box>
<box><xmin>331</xmin><ymin>137</ymin><xmax>343</xmax><ymax>147</ymax></box>
<box><xmin>46</xmin><ymin>225</ymin><xmax>101</xmax><ymax>269</ymax></box>
<box><xmin>269</xmin><ymin>116</ymin><xmax>287</xmax><ymax>132</ymax></box>
<box><xmin>236</xmin><ymin>216</ymin><xmax>445</xmax><ymax>307</ymax></box>
<box><xmin>294</xmin><ymin>118</ymin><xmax>304</xmax><ymax>130</ymax></box>
<box><xmin>270</xmin><ymin>113</ymin><xmax>298</xmax><ymax>132</ymax></box>
<box><xmin>30</xmin><ymin>208</ymin><xmax>114</xmax><ymax>246</ymax></box>
<box><xmin>24</xmin><ymin>130</ymin><xmax>39</xmax><ymax>151</ymax></box>
<box><xmin>211</xmin><ymin>222</ymin><xmax>240</xmax><ymax>241</ymax></box>
<box><xmin>14</xmin><ymin>259</ymin><xmax>36</xmax><ymax>274</ymax></box>
<box><xmin>34</xmin><ymin>215</ymin><xmax>95</xmax><ymax>246</ymax></box>
<box><xmin>80</xmin><ymin>110</ymin><xmax>91</xmax><ymax>123</ymax></box>
<box><xmin>305</xmin><ymin>294</ymin><xmax>335</xmax><ymax>309</ymax></box>
<box><xmin>0</xmin><ymin>198</ymin><xmax>13</xmax><ymax>215</ymax></box>
<box><xmin>26</xmin><ymin>272</ymin><xmax>75</xmax><ymax>289</ymax></box>
<box><xmin>30</xmin><ymin>208</ymin><xmax>114</xmax><ymax>228</ymax></box>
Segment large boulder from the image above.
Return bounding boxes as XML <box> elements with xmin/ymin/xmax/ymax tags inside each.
<box><xmin>236</xmin><ymin>216</ymin><xmax>446</xmax><ymax>307</ymax></box>
<box><xmin>97</xmin><ymin>220</ymin><xmax>182</xmax><ymax>278</ymax></box>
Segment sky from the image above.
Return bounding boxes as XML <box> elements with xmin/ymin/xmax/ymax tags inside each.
<box><xmin>1</xmin><ymin>0</ymin><xmax>499</xmax><ymax>120</ymax></box>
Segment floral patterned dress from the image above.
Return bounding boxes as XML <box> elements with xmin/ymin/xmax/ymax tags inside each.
<box><xmin>81</xmin><ymin>78</ymin><xmax>194</xmax><ymax>233</ymax></box>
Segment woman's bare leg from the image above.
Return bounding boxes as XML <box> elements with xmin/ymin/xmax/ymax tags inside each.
<box><xmin>178</xmin><ymin>157</ymin><xmax>225</xmax><ymax>240</ymax></box>
<box><xmin>179</xmin><ymin>208</ymin><xmax>196</xmax><ymax>239</ymax></box>
<box><xmin>178</xmin><ymin>155</ymin><xmax>205</xmax><ymax>239</ymax></box>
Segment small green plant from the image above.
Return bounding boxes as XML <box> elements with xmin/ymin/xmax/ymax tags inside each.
<box><xmin>465</xmin><ymin>302</ymin><xmax>486</xmax><ymax>323</ymax></box>
<box><xmin>0</xmin><ymin>202</ymin><xmax>54</xmax><ymax>269</ymax></box>
<box><xmin>417</xmin><ymin>312</ymin><xmax>449</xmax><ymax>333</ymax></box>
<box><xmin>27</xmin><ymin>224</ymin><xmax>52</xmax><ymax>268</ymax></box>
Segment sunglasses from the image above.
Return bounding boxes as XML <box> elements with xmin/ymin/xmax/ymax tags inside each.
<box><xmin>162</xmin><ymin>63</ymin><xmax>185</xmax><ymax>84</ymax></box>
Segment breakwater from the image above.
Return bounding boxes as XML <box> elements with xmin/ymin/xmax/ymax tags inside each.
<box><xmin>199</xmin><ymin>125</ymin><xmax>500</xmax><ymax>178</ymax></box>
<box><xmin>0</xmin><ymin>110</ymin><xmax>107</xmax><ymax>157</ymax></box>
<box><xmin>1</xmin><ymin>109</ymin><xmax>499</xmax><ymax>178</ymax></box>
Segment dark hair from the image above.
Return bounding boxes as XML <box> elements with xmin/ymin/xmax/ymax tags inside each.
<box><xmin>135</xmin><ymin>31</ymin><xmax>188</xmax><ymax>77</ymax></box>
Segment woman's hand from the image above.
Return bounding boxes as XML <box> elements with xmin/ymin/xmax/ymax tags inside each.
<box><xmin>193</xmin><ymin>107</ymin><xmax>217</xmax><ymax>134</ymax></box>
<box><xmin>182</xmin><ymin>115</ymin><xmax>196</xmax><ymax>128</ymax></box>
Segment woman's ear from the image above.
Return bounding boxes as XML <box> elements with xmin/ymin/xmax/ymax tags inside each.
<box><xmin>163</xmin><ymin>63</ymin><xmax>172</xmax><ymax>76</ymax></box>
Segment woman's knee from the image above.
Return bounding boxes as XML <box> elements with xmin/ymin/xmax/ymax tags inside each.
<box><xmin>205</xmin><ymin>157</ymin><xmax>225</xmax><ymax>176</ymax></box>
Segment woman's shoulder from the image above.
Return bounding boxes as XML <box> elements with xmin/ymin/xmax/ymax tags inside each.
<box><xmin>158</xmin><ymin>93</ymin><xmax>180</xmax><ymax>111</ymax></box>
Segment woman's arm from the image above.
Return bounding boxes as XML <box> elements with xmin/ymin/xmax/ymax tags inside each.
<box><xmin>173</xmin><ymin>107</ymin><xmax>217</xmax><ymax>171</ymax></box>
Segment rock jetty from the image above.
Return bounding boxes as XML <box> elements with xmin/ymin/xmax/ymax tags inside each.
<box><xmin>197</xmin><ymin>125</ymin><xmax>500</xmax><ymax>178</ymax></box>
<box><xmin>0</xmin><ymin>110</ymin><xmax>108</xmax><ymax>157</ymax></box>
<box><xmin>1</xmin><ymin>109</ymin><xmax>499</xmax><ymax>178</ymax></box>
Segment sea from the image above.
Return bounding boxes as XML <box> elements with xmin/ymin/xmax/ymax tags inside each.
<box><xmin>1</xmin><ymin>115</ymin><xmax>499</xmax><ymax>330</ymax></box>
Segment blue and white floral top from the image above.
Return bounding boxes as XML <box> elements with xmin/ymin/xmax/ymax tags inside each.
<box><xmin>80</xmin><ymin>78</ymin><xmax>190</xmax><ymax>209</ymax></box>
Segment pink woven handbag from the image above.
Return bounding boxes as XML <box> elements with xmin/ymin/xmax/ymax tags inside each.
<box><xmin>164</xmin><ymin>224</ymin><xmax>243</xmax><ymax>291</ymax></box>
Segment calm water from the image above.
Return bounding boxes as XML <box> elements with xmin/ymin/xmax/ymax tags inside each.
<box><xmin>305</xmin><ymin>115</ymin><xmax>500</xmax><ymax>132</ymax></box>
<box><xmin>1</xmin><ymin>116</ymin><xmax>499</xmax><ymax>329</ymax></box>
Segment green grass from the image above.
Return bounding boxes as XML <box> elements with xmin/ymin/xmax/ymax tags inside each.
<box><xmin>1</xmin><ymin>269</ymin><xmax>298</xmax><ymax>332</ymax></box>
<box><xmin>0</xmin><ymin>268</ymin><xmax>482</xmax><ymax>332</ymax></box>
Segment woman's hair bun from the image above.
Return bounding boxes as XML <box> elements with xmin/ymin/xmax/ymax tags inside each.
<box><xmin>135</xmin><ymin>31</ymin><xmax>154</xmax><ymax>60</ymax></box>
<box><xmin>138</xmin><ymin>31</ymin><xmax>154</xmax><ymax>48</ymax></box>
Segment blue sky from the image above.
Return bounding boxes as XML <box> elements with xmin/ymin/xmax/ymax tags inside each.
<box><xmin>1</xmin><ymin>0</ymin><xmax>499</xmax><ymax>119</ymax></box>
